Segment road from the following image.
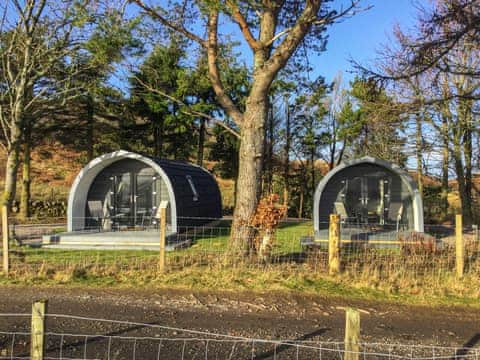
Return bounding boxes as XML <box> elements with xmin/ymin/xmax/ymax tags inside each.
<box><xmin>0</xmin><ymin>286</ymin><xmax>478</xmax><ymax>359</ymax></box>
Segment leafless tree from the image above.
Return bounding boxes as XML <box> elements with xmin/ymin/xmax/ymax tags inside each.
<box><xmin>0</xmin><ymin>0</ymin><xmax>93</xmax><ymax>213</ymax></box>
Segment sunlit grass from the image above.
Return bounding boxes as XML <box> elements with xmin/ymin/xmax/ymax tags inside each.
<box><xmin>2</xmin><ymin>220</ymin><xmax>480</xmax><ymax>308</ymax></box>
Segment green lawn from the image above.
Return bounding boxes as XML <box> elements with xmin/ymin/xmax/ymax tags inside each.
<box><xmin>7</xmin><ymin>220</ymin><xmax>311</xmax><ymax>268</ymax></box>
<box><xmin>2</xmin><ymin>220</ymin><xmax>480</xmax><ymax>308</ymax></box>
<box><xmin>177</xmin><ymin>220</ymin><xmax>311</xmax><ymax>255</ymax></box>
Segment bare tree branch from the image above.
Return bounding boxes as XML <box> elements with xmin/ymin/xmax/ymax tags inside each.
<box><xmin>207</xmin><ymin>10</ymin><xmax>244</xmax><ymax>126</ymax></box>
<box><xmin>264</xmin><ymin>1</ymin><xmax>367</xmax><ymax>48</ymax></box>
<box><xmin>263</xmin><ymin>1</ymin><xmax>361</xmax><ymax>85</ymax></box>
<box><xmin>131</xmin><ymin>0</ymin><xmax>207</xmax><ymax>47</ymax></box>
<box><xmin>226</xmin><ymin>0</ymin><xmax>260</xmax><ymax>51</ymax></box>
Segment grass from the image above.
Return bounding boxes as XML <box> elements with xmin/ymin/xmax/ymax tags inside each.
<box><xmin>2</xmin><ymin>221</ymin><xmax>480</xmax><ymax>308</ymax></box>
<box><xmin>178</xmin><ymin>220</ymin><xmax>310</xmax><ymax>255</ymax></box>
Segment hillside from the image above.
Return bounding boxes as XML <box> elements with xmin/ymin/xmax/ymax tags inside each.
<box><xmin>0</xmin><ymin>143</ymin><xmax>83</xmax><ymax>202</ymax></box>
<box><xmin>0</xmin><ymin>144</ymin><xmax>477</xmax><ymax>221</ymax></box>
<box><xmin>0</xmin><ymin>144</ymin><xmax>236</xmax><ymax>214</ymax></box>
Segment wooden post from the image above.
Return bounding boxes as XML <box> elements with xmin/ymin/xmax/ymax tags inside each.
<box><xmin>158</xmin><ymin>201</ymin><xmax>168</xmax><ymax>273</ymax></box>
<box><xmin>344</xmin><ymin>308</ymin><xmax>360</xmax><ymax>360</ymax></box>
<box><xmin>455</xmin><ymin>214</ymin><xmax>464</xmax><ymax>278</ymax></box>
<box><xmin>328</xmin><ymin>214</ymin><xmax>341</xmax><ymax>275</ymax></box>
<box><xmin>31</xmin><ymin>299</ymin><xmax>47</xmax><ymax>360</ymax></box>
<box><xmin>1</xmin><ymin>205</ymin><xmax>9</xmax><ymax>275</ymax></box>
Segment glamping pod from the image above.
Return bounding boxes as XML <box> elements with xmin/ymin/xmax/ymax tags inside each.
<box><xmin>67</xmin><ymin>150</ymin><xmax>222</xmax><ymax>234</ymax></box>
<box><xmin>313</xmin><ymin>157</ymin><xmax>424</xmax><ymax>240</ymax></box>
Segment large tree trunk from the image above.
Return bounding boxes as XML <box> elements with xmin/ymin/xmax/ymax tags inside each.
<box><xmin>230</xmin><ymin>97</ymin><xmax>267</xmax><ymax>251</ymax></box>
<box><xmin>201</xmin><ymin>3</ymin><xmax>323</xmax><ymax>252</ymax></box>
<box><xmin>20</xmin><ymin>120</ymin><xmax>32</xmax><ymax>219</ymax></box>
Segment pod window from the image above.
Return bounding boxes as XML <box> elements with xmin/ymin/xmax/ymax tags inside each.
<box><xmin>186</xmin><ymin>175</ymin><xmax>199</xmax><ymax>201</ymax></box>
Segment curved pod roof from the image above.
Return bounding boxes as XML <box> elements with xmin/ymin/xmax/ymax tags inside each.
<box><xmin>68</xmin><ymin>150</ymin><xmax>222</xmax><ymax>232</ymax></box>
<box><xmin>313</xmin><ymin>156</ymin><xmax>424</xmax><ymax>233</ymax></box>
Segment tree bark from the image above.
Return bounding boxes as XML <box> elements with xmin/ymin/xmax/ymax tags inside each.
<box><xmin>441</xmin><ymin>115</ymin><xmax>449</xmax><ymax>219</ymax></box>
<box><xmin>2</xmin><ymin>106</ymin><xmax>24</xmax><ymax>210</ymax></box>
<box><xmin>230</xmin><ymin>97</ymin><xmax>268</xmax><ymax>251</ymax></box>
<box><xmin>452</xmin><ymin>126</ymin><xmax>473</xmax><ymax>225</ymax></box>
<box><xmin>197</xmin><ymin>117</ymin><xmax>206</xmax><ymax>167</ymax></box>
<box><xmin>264</xmin><ymin>101</ymin><xmax>274</xmax><ymax>194</ymax></box>
<box><xmin>20</xmin><ymin>120</ymin><xmax>32</xmax><ymax>219</ymax></box>
<box><xmin>3</xmin><ymin>145</ymin><xmax>21</xmax><ymax>210</ymax></box>
<box><xmin>201</xmin><ymin>2</ymin><xmax>324</xmax><ymax>251</ymax></box>
<box><xmin>463</xmin><ymin>112</ymin><xmax>473</xmax><ymax>221</ymax></box>
<box><xmin>455</xmin><ymin>97</ymin><xmax>473</xmax><ymax>225</ymax></box>
<box><xmin>415</xmin><ymin>113</ymin><xmax>423</xmax><ymax>198</ymax></box>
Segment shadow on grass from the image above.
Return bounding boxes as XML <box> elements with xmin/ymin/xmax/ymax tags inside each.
<box><xmin>277</xmin><ymin>220</ymin><xmax>311</xmax><ymax>230</ymax></box>
<box><xmin>270</xmin><ymin>252</ymin><xmax>309</xmax><ymax>264</ymax></box>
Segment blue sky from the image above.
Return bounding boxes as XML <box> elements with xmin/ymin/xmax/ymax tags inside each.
<box><xmin>118</xmin><ymin>1</ymin><xmax>421</xmax><ymax>92</ymax></box>
<box><xmin>313</xmin><ymin>0</ymin><xmax>419</xmax><ymax>85</ymax></box>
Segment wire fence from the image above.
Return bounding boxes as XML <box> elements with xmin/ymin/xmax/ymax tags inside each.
<box><xmin>1</xmin><ymin>217</ymin><xmax>480</xmax><ymax>295</ymax></box>
<box><xmin>1</xmin><ymin>311</ymin><xmax>480</xmax><ymax>360</ymax></box>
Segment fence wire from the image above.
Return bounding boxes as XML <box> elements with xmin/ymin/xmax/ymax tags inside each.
<box><xmin>1</xmin><ymin>313</ymin><xmax>480</xmax><ymax>360</ymax></box>
<box><xmin>1</xmin><ymin>218</ymin><xmax>480</xmax><ymax>294</ymax></box>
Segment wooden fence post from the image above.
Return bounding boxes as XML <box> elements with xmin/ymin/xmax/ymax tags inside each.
<box><xmin>344</xmin><ymin>308</ymin><xmax>360</xmax><ymax>360</ymax></box>
<box><xmin>158</xmin><ymin>201</ymin><xmax>168</xmax><ymax>273</ymax></box>
<box><xmin>329</xmin><ymin>214</ymin><xmax>341</xmax><ymax>275</ymax></box>
<box><xmin>455</xmin><ymin>214</ymin><xmax>464</xmax><ymax>278</ymax></box>
<box><xmin>31</xmin><ymin>299</ymin><xmax>47</xmax><ymax>360</ymax></box>
<box><xmin>1</xmin><ymin>205</ymin><xmax>9</xmax><ymax>275</ymax></box>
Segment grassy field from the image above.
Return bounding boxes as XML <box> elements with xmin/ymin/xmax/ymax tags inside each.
<box><xmin>2</xmin><ymin>220</ymin><xmax>480</xmax><ymax>308</ymax></box>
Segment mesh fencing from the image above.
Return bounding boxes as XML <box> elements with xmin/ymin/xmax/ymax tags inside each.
<box><xmin>1</xmin><ymin>217</ymin><xmax>480</xmax><ymax>294</ymax></box>
<box><xmin>1</xmin><ymin>313</ymin><xmax>480</xmax><ymax>360</ymax></box>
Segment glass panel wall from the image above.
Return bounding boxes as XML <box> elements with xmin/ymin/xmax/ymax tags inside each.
<box><xmin>318</xmin><ymin>163</ymin><xmax>414</xmax><ymax>230</ymax></box>
<box><xmin>85</xmin><ymin>159</ymin><xmax>169</xmax><ymax>230</ymax></box>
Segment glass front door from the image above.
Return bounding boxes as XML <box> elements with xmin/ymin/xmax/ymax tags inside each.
<box><xmin>113</xmin><ymin>173</ymin><xmax>132</xmax><ymax>227</ymax></box>
<box><xmin>110</xmin><ymin>173</ymin><xmax>156</xmax><ymax>228</ymax></box>
<box><xmin>342</xmin><ymin>175</ymin><xmax>391</xmax><ymax>225</ymax></box>
<box><xmin>86</xmin><ymin>159</ymin><xmax>169</xmax><ymax>231</ymax></box>
<box><xmin>135</xmin><ymin>175</ymin><xmax>155</xmax><ymax>227</ymax></box>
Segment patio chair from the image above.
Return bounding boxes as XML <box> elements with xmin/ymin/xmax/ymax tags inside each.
<box><xmin>89</xmin><ymin>200</ymin><xmax>128</xmax><ymax>231</ymax></box>
<box><xmin>87</xmin><ymin>200</ymin><xmax>107</xmax><ymax>230</ymax></box>
<box><xmin>396</xmin><ymin>204</ymin><xmax>404</xmax><ymax>233</ymax></box>
<box><xmin>387</xmin><ymin>203</ymin><xmax>404</xmax><ymax>233</ymax></box>
<box><xmin>334</xmin><ymin>201</ymin><xmax>357</xmax><ymax>226</ymax></box>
